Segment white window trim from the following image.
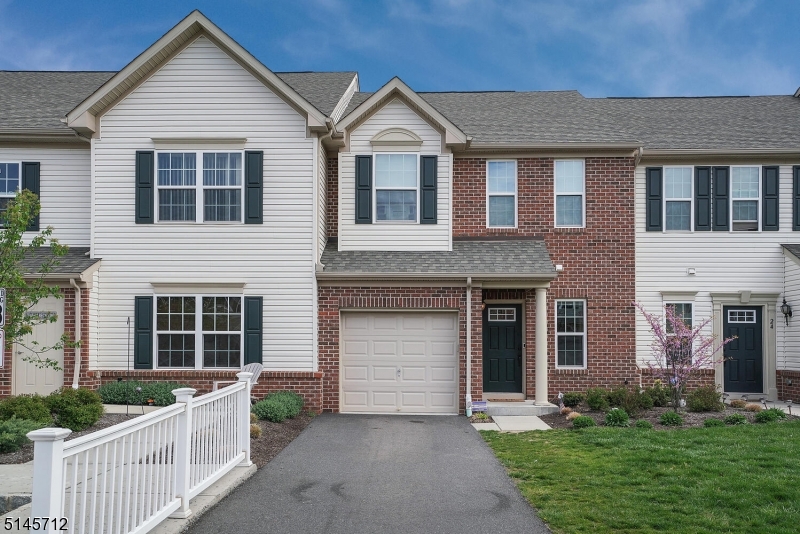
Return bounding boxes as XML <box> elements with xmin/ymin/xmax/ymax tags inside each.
<box><xmin>0</xmin><ymin>161</ymin><xmax>21</xmax><ymax>197</ymax></box>
<box><xmin>372</xmin><ymin>152</ymin><xmax>420</xmax><ymax>224</ymax></box>
<box><xmin>553</xmin><ymin>159</ymin><xmax>585</xmax><ymax>228</ymax></box>
<box><xmin>730</xmin><ymin>165</ymin><xmax>761</xmax><ymax>232</ymax></box>
<box><xmin>486</xmin><ymin>159</ymin><xmax>518</xmax><ymax>228</ymax></box>
<box><xmin>555</xmin><ymin>299</ymin><xmax>587</xmax><ymax>369</ymax></box>
<box><xmin>154</xmin><ymin>294</ymin><xmax>244</xmax><ymax>370</ymax></box>
<box><xmin>664</xmin><ymin>301</ymin><xmax>694</xmax><ymax>332</ymax></box>
<box><xmin>662</xmin><ymin>166</ymin><xmax>693</xmax><ymax>233</ymax></box>
<box><xmin>154</xmin><ymin>150</ymin><xmax>245</xmax><ymax>224</ymax></box>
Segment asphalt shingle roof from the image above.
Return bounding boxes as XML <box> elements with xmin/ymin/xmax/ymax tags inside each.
<box><xmin>275</xmin><ymin>71</ymin><xmax>356</xmax><ymax>116</ymax></box>
<box><xmin>320</xmin><ymin>238</ymin><xmax>554</xmax><ymax>277</ymax></box>
<box><xmin>20</xmin><ymin>247</ymin><xmax>100</xmax><ymax>276</ymax></box>
<box><xmin>782</xmin><ymin>244</ymin><xmax>800</xmax><ymax>262</ymax></box>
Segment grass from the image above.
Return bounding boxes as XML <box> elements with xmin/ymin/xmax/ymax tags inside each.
<box><xmin>482</xmin><ymin>420</ymin><xmax>800</xmax><ymax>534</ymax></box>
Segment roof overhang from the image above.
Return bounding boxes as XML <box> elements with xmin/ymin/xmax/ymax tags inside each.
<box><xmin>462</xmin><ymin>141</ymin><xmax>642</xmax><ymax>157</ymax></box>
<box><xmin>782</xmin><ymin>245</ymin><xmax>800</xmax><ymax>268</ymax></box>
<box><xmin>22</xmin><ymin>260</ymin><xmax>101</xmax><ymax>284</ymax></box>
<box><xmin>0</xmin><ymin>128</ymin><xmax>90</xmax><ymax>145</ymax></box>
<box><xmin>640</xmin><ymin>148</ymin><xmax>800</xmax><ymax>163</ymax></box>
<box><xmin>336</xmin><ymin>77</ymin><xmax>468</xmax><ymax>149</ymax></box>
<box><xmin>65</xmin><ymin>10</ymin><xmax>329</xmax><ymax>136</ymax></box>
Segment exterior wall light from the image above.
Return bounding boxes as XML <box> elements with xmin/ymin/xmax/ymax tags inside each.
<box><xmin>781</xmin><ymin>298</ymin><xmax>793</xmax><ymax>325</ymax></box>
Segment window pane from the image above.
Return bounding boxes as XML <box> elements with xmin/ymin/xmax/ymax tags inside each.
<box><xmin>204</xmin><ymin>189</ymin><xmax>241</xmax><ymax>222</ymax></box>
<box><xmin>666</xmin><ymin>303</ymin><xmax>692</xmax><ymax>333</ymax></box>
<box><xmin>557</xmin><ymin>301</ymin><xmax>585</xmax><ymax>332</ymax></box>
<box><xmin>665</xmin><ymin>201</ymin><xmax>691</xmax><ymax>230</ymax></box>
<box><xmin>488</xmin><ymin>195</ymin><xmax>515</xmax><ymax>227</ymax></box>
<box><xmin>732</xmin><ymin>200</ymin><xmax>758</xmax><ymax>221</ymax></box>
<box><xmin>555</xmin><ymin>160</ymin><xmax>584</xmax><ymax>193</ymax></box>
<box><xmin>203</xmin><ymin>152</ymin><xmax>242</xmax><ymax>186</ymax></box>
<box><xmin>376</xmin><ymin>190</ymin><xmax>416</xmax><ymax>221</ymax></box>
<box><xmin>556</xmin><ymin>195</ymin><xmax>582</xmax><ymax>226</ymax></box>
<box><xmin>158</xmin><ymin>189</ymin><xmax>196</xmax><ymax>221</ymax></box>
<box><xmin>664</xmin><ymin>168</ymin><xmax>692</xmax><ymax>199</ymax></box>
<box><xmin>557</xmin><ymin>335</ymin><xmax>584</xmax><ymax>367</ymax></box>
<box><xmin>487</xmin><ymin>161</ymin><xmax>516</xmax><ymax>193</ymax></box>
<box><xmin>375</xmin><ymin>154</ymin><xmax>417</xmax><ymax>188</ymax></box>
<box><xmin>157</xmin><ymin>334</ymin><xmax>195</xmax><ymax>368</ymax></box>
<box><xmin>203</xmin><ymin>334</ymin><xmax>241</xmax><ymax>368</ymax></box>
<box><xmin>0</xmin><ymin>163</ymin><xmax>20</xmax><ymax>195</ymax></box>
<box><xmin>732</xmin><ymin>167</ymin><xmax>759</xmax><ymax>198</ymax></box>
<box><xmin>158</xmin><ymin>153</ymin><xmax>195</xmax><ymax>186</ymax></box>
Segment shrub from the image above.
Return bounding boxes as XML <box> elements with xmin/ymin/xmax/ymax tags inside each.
<box><xmin>729</xmin><ymin>399</ymin><xmax>747</xmax><ymax>409</ymax></box>
<box><xmin>0</xmin><ymin>394</ymin><xmax>52</xmax><ymax>425</ymax></box>
<box><xmin>566</xmin><ymin>411</ymin><xmax>582</xmax><ymax>421</ymax></box>
<box><xmin>634</xmin><ymin>419</ymin><xmax>654</xmax><ymax>429</ymax></box>
<box><xmin>586</xmin><ymin>388</ymin><xmax>610</xmax><ymax>411</ymax></box>
<box><xmin>660</xmin><ymin>411</ymin><xmax>684</xmax><ymax>426</ymax></box>
<box><xmin>754</xmin><ymin>408</ymin><xmax>787</xmax><ymax>424</ymax></box>
<box><xmin>686</xmin><ymin>385</ymin><xmax>724</xmax><ymax>412</ymax></box>
<box><xmin>473</xmin><ymin>412</ymin><xmax>489</xmax><ymax>421</ymax></box>
<box><xmin>562</xmin><ymin>392</ymin><xmax>584</xmax><ymax>408</ymax></box>
<box><xmin>560</xmin><ymin>407</ymin><xmax>573</xmax><ymax>415</ymax></box>
<box><xmin>703</xmin><ymin>418</ymin><xmax>725</xmax><ymax>428</ymax></box>
<box><xmin>97</xmin><ymin>380</ymin><xmax>190</xmax><ymax>406</ymax></box>
<box><xmin>250</xmin><ymin>412</ymin><xmax>258</xmax><ymax>424</ymax></box>
<box><xmin>572</xmin><ymin>415</ymin><xmax>597</xmax><ymax>429</ymax></box>
<box><xmin>46</xmin><ymin>388</ymin><xmax>104</xmax><ymax>432</ymax></box>
<box><xmin>607</xmin><ymin>387</ymin><xmax>628</xmax><ymax>408</ymax></box>
<box><xmin>636</xmin><ymin>392</ymin><xmax>655</xmax><ymax>411</ymax></box>
<box><xmin>724</xmin><ymin>413</ymin><xmax>748</xmax><ymax>425</ymax></box>
<box><xmin>744</xmin><ymin>403</ymin><xmax>762</xmax><ymax>413</ymax></box>
<box><xmin>645</xmin><ymin>381</ymin><xmax>671</xmax><ymax>408</ymax></box>
<box><xmin>249</xmin><ymin>423</ymin><xmax>262</xmax><ymax>439</ymax></box>
<box><xmin>252</xmin><ymin>390</ymin><xmax>304</xmax><ymax>423</ymax></box>
<box><xmin>605</xmin><ymin>408</ymin><xmax>630</xmax><ymax>427</ymax></box>
<box><xmin>617</xmin><ymin>388</ymin><xmax>653</xmax><ymax>416</ymax></box>
<box><xmin>0</xmin><ymin>417</ymin><xmax>47</xmax><ymax>453</ymax></box>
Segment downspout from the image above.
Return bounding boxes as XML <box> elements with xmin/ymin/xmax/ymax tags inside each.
<box><xmin>69</xmin><ymin>279</ymin><xmax>82</xmax><ymax>389</ymax></box>
<box><xmin>466</xmin><ymin>277</ymin><xmax>472</xmax><ymax>416</ymax></box>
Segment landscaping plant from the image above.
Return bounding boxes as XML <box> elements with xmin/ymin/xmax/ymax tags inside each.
<box><xmin>659</xmin><ymin>411</ymin><xmax>683</xmax><ymax>426</ymax></box>
<box><xmin>729</xmin><ymin>399</ymin><xmax>747</xmax><ymax>409</ymax></box>
<box><xmin>686</xmin><ymin>385</ymin><xmax>724</xmax><ymax>412</ymax></box>
<box><xmin>744</xmin><ymin>403</ymin><xmax>762</xmax><ymax>412</ymax></box>
<box><xmin>0</xmin><ymin>417</ymin><xmax>47</xmax><ymax>453</ymax></box>
<box><xmin>560</xmin><ymin>407</ymin><xmax>572</xmax><ymax>415</ymax></box>
<box><xmin>562</xmin><ymin>392</ymin><xmax>584</xmax><ymax>407</ymax></box>
<box><xmin>586</xmin><ymin>387</ymin><xmax>610</xmax><ymax>411</ymax></box>
<box><xmin>724</xmin><ymin>413</ymin><xmax>748</xmax><ymax>425</ymax></box>
<box><xmin>249</xmin><ymin>423</ymin><xmax>262</xmax><ymax>439</ymax></box>
<box><xmin>754</xmin><ymin>408</ymin><xmax>787</xmax><ymax>423</ymax></box>
<box><xmin>566</xmin><ymin>411</ymin><xmax>582</xmax><ymax>421</ymax></box>
<box><xmin>604</xmin><ymin>408</ymin><xmax>630</xmax><ymax>427</ymax></box>
<box><xmin>572</xmin><ymin>415</ymin><xmax>597</xmax><ymax>429</ymax></box>
<box><xmin>703</xmin><ymin>418</ymin><xmax>725</xmax><ymax>427</ymax></box>
<box><xmin>46</xmin><ymin>388</ymin><xmax>104</xmax><ymax>432</ymax></box>
<box><xmin>634</xmin><ymin>419</ymin><xmax>654</xmax><ymax>429</ymax></box>
<box><xmin>252</xmin><ymin>390</ymin><xmax>304</xmax><ymax>423</ymax></box>
<box><xmin>0</xmin><ymin>394</ymin><xmax>52</xmax><ymax>425</ymax></box>
<box><xmin>97</xmin><ymin>380</ymin><xmax>190</xmax><ymax>406</ymax></box>
<box><xmin>645</xmin><ymin>380</ymin><xmax>671</xmax><ymax>407</ymax></box>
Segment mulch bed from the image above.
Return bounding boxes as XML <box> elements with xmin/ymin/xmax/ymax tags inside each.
<box><xmin>539</xmin><ymin>403</ymin><xmax>798</xmax><ymax>430</ymax></box>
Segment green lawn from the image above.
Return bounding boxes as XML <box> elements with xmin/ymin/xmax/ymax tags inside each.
<box><xmin>482</xmin><ymin>421</ymin><xmax>800</xmax><ymax>534</ymax></box>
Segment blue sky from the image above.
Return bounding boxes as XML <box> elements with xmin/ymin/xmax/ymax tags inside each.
<box><xmin>0</xmin><ymin>0</ymin><xmax>798</xmax><ymax>97</ymax></box>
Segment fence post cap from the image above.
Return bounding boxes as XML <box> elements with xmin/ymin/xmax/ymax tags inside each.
<box><xmin>27</xmin><ymin>428</ymin><xmax>72</xmax><ymax>441</ymax></box>
<box><xmin>236</xmin><ymin>372</ymin><xmax>253</xmax><ymax>382</ymax></box>
<box><xmin>172</xmin><ymin>387</ymin><xmax>197</xmax><ymax>398</ymax></box>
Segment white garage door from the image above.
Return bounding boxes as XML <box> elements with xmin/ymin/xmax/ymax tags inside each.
<box><xmin>341</xmin><ymin>311</ymin><xmax>459</xmax><ymax>414</ymax></box>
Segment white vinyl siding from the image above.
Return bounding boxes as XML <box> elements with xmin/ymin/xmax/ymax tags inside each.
<box><xmin>339</xmin><ymin>98</ymin><xmax>451</xmax><ymax>251</ymax></box>
<box><xmin>0</xmin><ymin>148</ymin><xmax>91</xmax><ymax>246</ymax></box>
<box><xmin>782</xmin><ymin>254</ymin><xmax>800</xmax><ymax>371</ymax></box>
<box><xmin>91</xmin><ymin>36</ymin><xmax>315</xmax><ymax>371</ymax></box>
<box><xmin>317</xmin><ymin>140</ymin><xmax>327</xmax><ymax>260</ymax></box>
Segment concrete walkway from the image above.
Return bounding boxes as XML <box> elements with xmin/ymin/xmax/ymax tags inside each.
<box><xmin>186</xmin><ymin>414</ymin><xmax>551</xmax><ymax>534</ymax></box>
<box><xmin>472</xmin><ymin>415</ymin><xmax>552</xmax><ymax>432</ymax></box>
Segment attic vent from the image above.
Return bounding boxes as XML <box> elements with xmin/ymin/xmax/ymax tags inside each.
<box><xmin>370</xmin><ymin>128</ymin><xmax>423</xmax><ymax>147</ymax></box>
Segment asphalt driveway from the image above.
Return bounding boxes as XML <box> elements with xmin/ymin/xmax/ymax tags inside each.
<box><xmin>187</xmin><ymin>414</ymin><xmax>550</xmax><ymax>534</ymax></box>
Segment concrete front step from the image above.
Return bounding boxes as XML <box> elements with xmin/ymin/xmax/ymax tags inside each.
<box><xmin>486</xmin><ymin>400</ymin><xmax>560</xmax><ymax>417</ymax></box>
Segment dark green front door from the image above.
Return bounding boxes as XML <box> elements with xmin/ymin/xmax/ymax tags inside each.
<box><xmin>483</xmin><ymin>305</ymin><xmax>523</xmax><ymax>393</ymax></box>
<box><xmin>723</xmin><ymin>306</ymin><xmax>763</xmax><ymax>394</ymax></box>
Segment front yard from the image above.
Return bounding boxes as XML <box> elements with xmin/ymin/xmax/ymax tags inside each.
<box><xmin>483</xmin><ymin>420</ymin><xmax>800</xmax><ymax>534</ymax></box>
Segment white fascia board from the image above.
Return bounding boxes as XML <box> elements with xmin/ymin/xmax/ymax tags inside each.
<box><xmin>315</xmin><ymin>271</ymin><xmax>557</xmax><ymax>281</ymax></box>
<box><xmin>66</xmin><ymin>10</ymin><xmax>328</xmax><ymax>131</ymax></box>
<box><xmin>337</xmin><ymin>77</ymin><xmax>467</xmax><ymax>146</ymax></box>
<box><xmin>641</xmin><ymin>148</ymin><xmax>800</xmax><ymax>160</ymax></box>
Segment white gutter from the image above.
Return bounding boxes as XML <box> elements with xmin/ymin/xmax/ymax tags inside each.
<box><xmin>69</xmin><ymin>279</ymin><xmax>82</xmax><ymax>389</ymax></box>
<box><xmin>466</xmin><ymin>277</ymin><xmax>472</xmax><ymax>417</ymax></box>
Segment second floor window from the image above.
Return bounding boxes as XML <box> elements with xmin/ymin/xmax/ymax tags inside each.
<box><xmin>732</xmin><ymin>166</ymin><xmax>759</xmax><ymax>231</ymax></box>
<box><xmin>487</xmin><ymin>160</ymin><xmax>516</xmax><ymax>227</ymax></box>
<box><xmin>0</xmin><ymin>162</ymin><xmax>20</xmax><ymax>222</ymax></box>
<box><xmin>375</xmin><ymin>153</ymin><xmax>417</xmax><ymax>222</ymax></box>
<box><xmin>664</xmin><ymin>167</ymin><xmax>692</xmax><ymax>230</ymax></box>
<box><xmin>555</xmin><ymin>160</ymin><xmax>584</xmax><ymax>227</ymax></box>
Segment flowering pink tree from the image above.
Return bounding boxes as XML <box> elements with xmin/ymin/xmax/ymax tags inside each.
<box><xmin>633</xmin><ymin>301</ymin><xmax>734</xmax><ymax>411</ymax></box>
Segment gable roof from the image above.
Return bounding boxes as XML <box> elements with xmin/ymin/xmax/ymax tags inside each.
<box><xmin>275</xmin><ymin>71</ymin><xmax>357</xmax><ymax>117</ymax></box>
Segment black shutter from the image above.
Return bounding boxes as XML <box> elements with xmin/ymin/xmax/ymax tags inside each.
<box><xmin>762</xmin><ymin>166</ymin><xmax>779</xmax><ymax>231</ymax></box>
<box><xmin>645</xmin><ymin>167</ymin><xmax>662</xmax><ymax>231</ymax></box>
<box><xmin>420</xmin><ymin>155</ymin><xmax>437</xmax><ymax>224</ymax></box>
<box><xmin>21</xmin><ymin>162</ymin><xmax>40</xmax><ymax>231</ymax></box>
<box><xmin>245</xmin><ymin>151</ymin><xmax>263</xmax><ymax>224</ymax></box>
<box><xmin>794</xmin><ymin>166</ymin><xmax>800</xmax><ymax>231</ymax></box>
<box><xmin>712</xmin><ymin>166</ymin><xmax>729</xmax><ymax>231</ymax></box>
<box><xmin>133</xmin><ymin>296</ymin><xmax>153</xmax><ymax>369</ymax></box>
<box><xmin>694</xmin><ymin>167</ymin><xmax>711</xmax><ymax>231</ymax></box>
<box><xmin>135</xmin><ymin>151</ymin><xmax>154</xmax><ymax>224</ymax></box>
<box><xmin>355</xmin><ymin>155</ymin><xmax>372</xmax><ymax>224</ymax></box>
<box><xmin>243</xmin><ymin>296</ymin><xmax>263</xmax><ymax>365</ymax></box>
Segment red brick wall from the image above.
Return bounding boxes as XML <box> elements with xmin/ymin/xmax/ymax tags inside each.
<box><xmin>327</xmin><ymin>156</ymin><xmax>339</xmax><ymax>238</ymax></box>
<box><xmin>777</xmin><ymin>370</ymin><xmax>800</xmax><ymax>402</ymax></box>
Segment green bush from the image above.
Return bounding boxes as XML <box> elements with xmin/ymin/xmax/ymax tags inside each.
<box><xmin>97</xmin><ymin>380</ymin><xmax>190</xmax><ymax>406</ymax></box>
<box><xmin>634</xmin><ymin>419</ymin><xmax>654</xmax><ymax>430</ymax></box>
<box><xmin>46</xmin><ymin>388</ymin><xmax>104</xmax><ymax>432</ymax></box>
<box><xmin>572</xmin><ymin>415</ymin><xmax>597</xmax><ymax>429</ymax></box>
<box><xmin>586</xmin><ymin>388</ymin><xmax>610</xmax><ymax>411</ymax></box>
<box><xmin>562</xmin><ymin>392</ymin><xmax>584</xmax><ymax>408</ymax></box>
<box><xmin>0</xmin><ymin>394</ymin><xmax>52</xmax><ymax>425</ymax></box>
<box><xmin>605</xmin><ymin>408</ymin><xmax>630</xmax><ymax>427</ymax></box>
<box><xmin>252</xmin><ymin>390</ymin><xmax>304</xmax><ymax>423</ymax></box>
<box><xmin>686</xmin><ymin>386</ymin><xmax>724</xmax><ymax>412</ymax></box>
<box><xmin>615</xmin><ymin>388</ymin><xmax>653</xmax><ymax>416</ymax></box>
<box><xmin>607</xmin><ymin>387</ymin><xmax>628</xmax><ymax>408</ymax></box>
<box><xmin>0</xmin><ymin>417</ymin><xmax>47</xmax><ymax>453</ymax></box>
<box><xmin>754</xmin><ymin>408</ymin><xmax>787</xmax><ymax>423</ymax></box>
<box><xmin>645</xmin><ymin>381</ymin><xmax>671</xmax><ymax>407</ymax></box>
<box><xmin>724</xmin><ymin>413</ymin><xmax>748</xmax><ymax>426</ymax></box>
<box><xmin>703</xmin><ymin>418</ymin><xmax>725</xmax><ymax>427</ymax></box>
<box><xmin>660</xmin><ymin>411</ymin><xmax>683</xmax><ymax>426</ymax></box>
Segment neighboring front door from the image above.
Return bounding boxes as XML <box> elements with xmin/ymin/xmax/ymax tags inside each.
<box><xmin>723</xmin><ymin>306</ymin><xmax>763</xmax><ymax>394</ymax></box>
<box><xmin>13</xmin><ymin>296</ymin><xmax>65</xmax><ymax>395</ymax></box>
<box><xmin>483</xmin><ymin>305</ymin><xmax>523</xmax><ymax>393</ymax></box>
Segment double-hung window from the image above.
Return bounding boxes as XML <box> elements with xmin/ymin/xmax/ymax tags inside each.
<box><xmin>487</xmin><ymin>160</ymin><xmax>517</xmax><ymax>227</ymax></box>
<box><xmin>664</xmin><ymin>167</ymin><xmax>692</xmax><ymax>230</ymax></box>
<box><xmin>375</xmin><ymin>153</ymin><xmax>417</xmax><ymax>222</ymax></box>
<box><xmin>156</xmin><ymin>295</ymin><xmax>242</xmax><ymax>369</ymax></box>
<box><xmin>554</xmin><ymin>160</ymin><xmax>584</xmax><ymax>227</ymax></box>
<box><xmin>156</xmin><ymin>151</ymin><xmax>243</xmax><ymax>223</ymax></box>
<box><xmin>0</xmin><ymin>162</ymin><xmax>20</xmax><ymax>221</ymax></box>
<box><xmin>664</xmin><ymin>302</ymin><xmax>693</xmax><ymax>364</ymax></box>
<box><xmin>731</xmin><ymin>166</ymin><xmax>759</xmax><ymax>231</ymax></box>
<box><xmin>556</xmin><ymin>300</ymin><xmax>586</xmax><ymax>368</ymax></box>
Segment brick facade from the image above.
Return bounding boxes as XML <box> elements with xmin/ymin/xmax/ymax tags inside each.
<box><xmin>777</xmin><ymin>370</ymin><xmax>800</xmax><ymax>402</ymax></box>
<box><xmin>327</xmin><ymin>156</ymin><xmax>339</xmax><ymax>238</ymax></box>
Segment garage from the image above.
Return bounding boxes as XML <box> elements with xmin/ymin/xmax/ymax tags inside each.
<box><xmin>340</xmin><ymin>311</ymin><xmax>459</xmax><ymax>414</ymax></box>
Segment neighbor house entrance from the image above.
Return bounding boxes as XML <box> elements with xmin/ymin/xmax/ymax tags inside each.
<box><xmin>13</xmin><ymin>296</ymin><xmax>65</xmax><ymax>395</ymax></box>
<box><xmin>482</xmin><ymin>305</ymin><xmax>523</xmax><ymax>393</ymax></box>
<box><xmin>723</xmin><ymin>306</ymin><xmax>763</xmax><ymax>394</ymax></box>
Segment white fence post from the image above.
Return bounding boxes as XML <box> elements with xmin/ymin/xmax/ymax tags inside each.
<box><xmin>170</xmin><ymin>388</ymin><xmax>196</xmax><ymax>519</ymax></box>
<box><xmin>237</xmin><ymin>372</ymin><xmax>253</xmax><ymax>467</ymax></box>
<box><xmin>27</xmin><ymin>428</ymin><xmax>72</xmax><ymax>533</ymax></box>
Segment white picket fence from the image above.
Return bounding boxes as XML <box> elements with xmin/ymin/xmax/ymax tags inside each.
<box><xmin>26</xmin><ymin>372</ymin><xmax>253</xmax><ymax>534</ymax></box>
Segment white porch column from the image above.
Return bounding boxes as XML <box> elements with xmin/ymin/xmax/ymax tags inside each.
<box><xmin>535</xmin><ymin>287</ymin><xmax>549</xmax><ymax>405</ymax></box>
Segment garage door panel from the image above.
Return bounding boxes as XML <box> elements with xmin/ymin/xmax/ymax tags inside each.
<box><xmin>341</xmin><ymin>311</ymin><xmax>459</xmax><ymax>414</ymax></box>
